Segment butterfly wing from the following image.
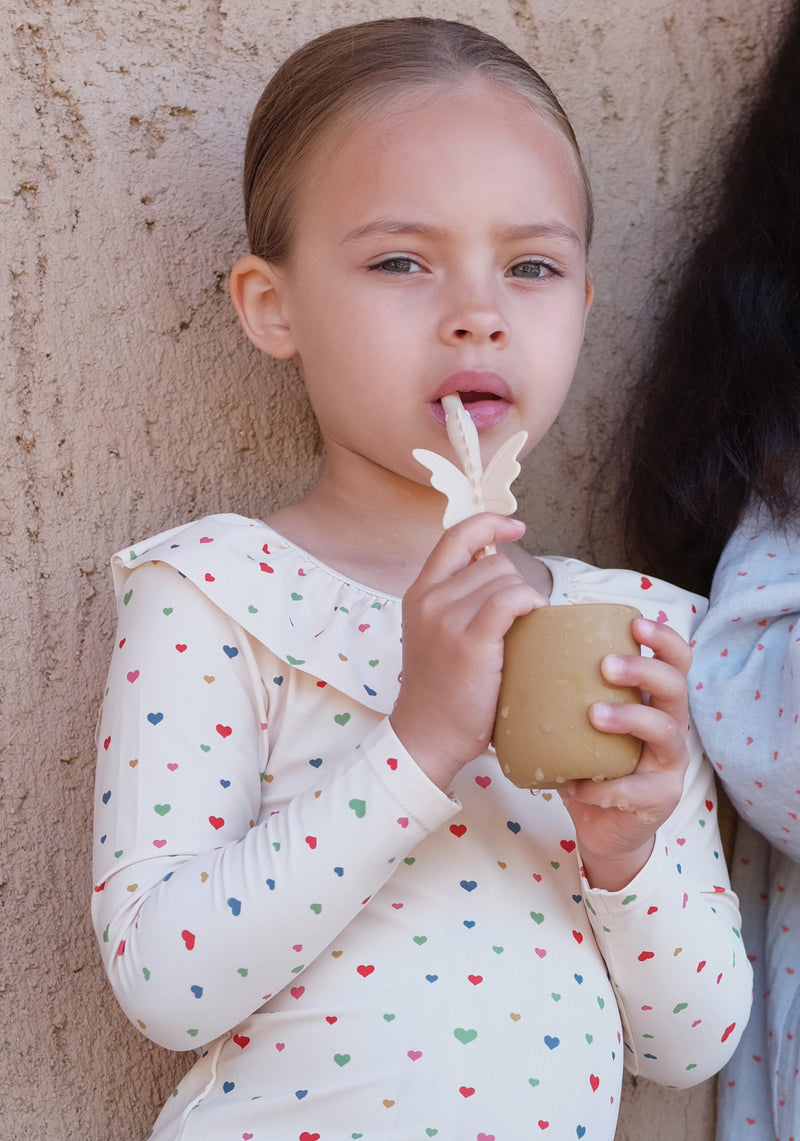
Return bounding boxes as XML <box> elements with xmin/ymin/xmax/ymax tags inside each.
<box><xmin>479</xmin><ymin>431</ymin><xmax>528</xmax><ymax>515</ymax></box>
<box><xmin>412</xmin><ymin>448</ymin><xmax>479</xmax><ymax>527</ymax></box>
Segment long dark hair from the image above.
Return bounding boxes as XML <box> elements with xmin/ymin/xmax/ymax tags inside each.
<box><xmin>620</xmin><ymin>1</ymin><xmax>800</xmax><ymax>596</ymax></box>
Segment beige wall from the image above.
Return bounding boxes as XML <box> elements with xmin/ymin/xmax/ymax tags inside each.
<box><xmin>1</xmin><ymin>0</ymin><xmax>787</xmax><ymax>1136</ymax></box>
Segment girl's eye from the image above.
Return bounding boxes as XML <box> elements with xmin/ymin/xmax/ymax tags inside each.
<box><xmin>508</xmin><ymin>260</ymin><xmax>557</xmax><ymax>280</ymax></box>
<box><xmin>369</xmin><ymin>256</ymin><xmax>421</xmax><ymax>275</ymax></box>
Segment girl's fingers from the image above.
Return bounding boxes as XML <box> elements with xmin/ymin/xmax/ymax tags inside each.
<box><xmin>561</xmin><ymin>761</ymin><xmax>686</xmax><ymax>815</ymax></box>
<box><xmin>632</xmin><ymin>617</ymin><xmax>693</xmax><ymax>676</ymax></box>
<box><xmin>589</xmin><ymin>700</ymin><xmax>688</xmax><ymax>768</ymax></box>
<box><xmin>601</xmin><ymin>653</ymin><xmax>688</xmax><ymax>725</ymax></box>
<box><xmin>413</xmin><ymin>514</ymin><xmax>527</xmax><ymax>586</ymax></box>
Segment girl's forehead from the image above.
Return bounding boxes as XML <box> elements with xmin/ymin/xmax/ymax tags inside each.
<box><xmin>325</xmin><ymin>76</ymin><xmax>561</xmax><ymax>151</ymax></box>
<box><xmin>307</xmin><ymin>78</ymin><xmax>581</xmax><ymax>184</ymax></box>
<box><xmin>295</xmin><ymin>79</ymin><xmax>588</xmax><ymax>238</ymax></box>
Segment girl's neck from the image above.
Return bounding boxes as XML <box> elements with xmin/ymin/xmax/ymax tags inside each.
<box><xmin>267</xmin><ymin>449</ymin><xmax>553</xmax><ymax>600</ymax></box>
<box><xmin>267</xmin><ymin>453</ymin><xmax>447</xmax><ymax>595</ymax></box>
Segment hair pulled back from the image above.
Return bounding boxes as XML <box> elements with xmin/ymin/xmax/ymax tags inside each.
<box><xmin>243</xmin><ymin>17</ymin><xmax>593</xmax><ymax>265</ymax></box>
<box><xmin>620</xmin><ymin>1</ymin><xmax>800</xmax><ymax>596</ymax></box>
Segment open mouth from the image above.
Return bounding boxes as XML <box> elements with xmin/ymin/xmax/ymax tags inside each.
<box><xmin>433</xmin><ymin>389</ymin><xmax>509</xmax><ymax>430</ymax></box>
<box><xmin>456</xmin><ymin>390</ymin><xmax>500</xmax><ymax>405</ymax></box>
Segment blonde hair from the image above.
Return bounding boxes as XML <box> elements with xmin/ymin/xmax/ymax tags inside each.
<box><xmin>243</xmin><ymin>17</ymin><xmax>594</xmax><ymax>263</ymax></box>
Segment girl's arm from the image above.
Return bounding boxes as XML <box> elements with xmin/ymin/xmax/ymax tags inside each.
<box><xmin>92</xmin><ymin>562</ymin><xmax>460</xmax><ymax>1051</ymax></box>
<box><xmin>560</xmin><ymin>616</ymin><xmax>752</xmax><ymax>1085</ymax></box>
<box><xmin>689</xmin><ymin>513</ymin><xmax>800</xmax><ymax>862</ymax></box>
<box><xmin>581</xmin><ymin>743</ymin><xmax>752</xmax><ymax>1086</ymax></box>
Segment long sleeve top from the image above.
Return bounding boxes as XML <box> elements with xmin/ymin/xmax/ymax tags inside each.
<box><xmin>93</xmin><ymin>513</ymin><xmax>751</xmax><ymax>1141</ymax></box>
<box><xmin>690</xmin><ymin>507</ymin><xmax>800</xmax><ymax>1141</ymax></box>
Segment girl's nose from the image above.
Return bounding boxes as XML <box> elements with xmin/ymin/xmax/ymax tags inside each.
<box><xmin>438</xmin><ymin>295</ymin><xmax>510</xmax><ymax>347</ymax></box>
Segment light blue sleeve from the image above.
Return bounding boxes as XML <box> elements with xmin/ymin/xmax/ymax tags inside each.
<box><xmin>689</xmin><ymin>507</ymin><xmax>800</xmax><ymax>863</ymax></box>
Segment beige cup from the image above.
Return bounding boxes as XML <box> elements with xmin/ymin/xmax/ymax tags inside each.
<box><xmin>492</xmin><ymin>603</ymin><xmax>643</xmax><ymax>789</ymax></box>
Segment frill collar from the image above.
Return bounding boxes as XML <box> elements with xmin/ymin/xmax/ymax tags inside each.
<box><xmin>112</xmin><ymin>513</ymin><xmax>403</xmax><ymax>715</ymax></box>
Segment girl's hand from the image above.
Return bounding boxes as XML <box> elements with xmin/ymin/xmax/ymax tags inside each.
<box><xmin>559</xmin><ymin>617</ymin><xmax>693</xmax><ymax>891</ymax></box>
<box><xmin>390</xmin><ymin>513</ymin><xmax>544</xmax><ymax>792</ymax></box>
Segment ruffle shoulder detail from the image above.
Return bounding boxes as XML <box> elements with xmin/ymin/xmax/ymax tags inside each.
<box><xmin>111</xmin><ymin>513</ymin><xmax>402</xmax><ymax>714</ymax></box>
<box><xmin>539</xmin><ymin>556</ymin><xmax>708</xmax><ymax>642</ymax></box>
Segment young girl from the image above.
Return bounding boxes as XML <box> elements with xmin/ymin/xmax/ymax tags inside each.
<box><xmin>93</xmin><ymin>18</ymin><xmax>750</xmax><ymax>1141</ymax></box>
<box><xmin>621</xmin><ymin>4</ymin><xmax>800</xmax><ymax>1136</ymax></box>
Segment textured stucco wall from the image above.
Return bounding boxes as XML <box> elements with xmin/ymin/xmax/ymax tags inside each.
<box><xmin>1</xmin><ymin>1</ymin><xmax>788</xmax><ymax>1137</ymax></box>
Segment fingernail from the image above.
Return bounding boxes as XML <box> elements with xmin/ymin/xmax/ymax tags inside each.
<box><xmin>602</xmin><ymin>655</ymin><xmax>624</xmax><ymax>680</ymax></box>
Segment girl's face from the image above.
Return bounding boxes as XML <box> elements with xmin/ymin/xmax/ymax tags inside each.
<box><xmin>267</xmin><ymin>79</ymin><xmax>592</xmax><ymax>487</ymax></box>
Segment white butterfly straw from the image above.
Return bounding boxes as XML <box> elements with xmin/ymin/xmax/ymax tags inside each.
<box><xmin>413</xmin><ymin>393</ymin><xmax>528</xmax><ymax>557</ymax></box>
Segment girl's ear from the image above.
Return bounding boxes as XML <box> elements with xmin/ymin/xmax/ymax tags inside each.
<box><xmin>229</xmin><ymin>254</ymin><xmax>297</xmax><ymax>360</ymax></box>
<box><xmin>584</xmin><ymin>272</ymin><xmax>594</xmax><ymax>318</ymax></box>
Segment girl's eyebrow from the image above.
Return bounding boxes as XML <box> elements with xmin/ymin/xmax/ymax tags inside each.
<box><xmin>341</xmin><ymin>219</ymin><xmax>442</xmax><ymax>244</ymax></box>
<box><xmin>496</xmin><ymin>221</ymin><xmax>582</xmax><ymax>246</ymax></box>
<box><xmin>341</xmin><ymin>218</ymin><xmax>582</xmax><ymax>246</ymax></box>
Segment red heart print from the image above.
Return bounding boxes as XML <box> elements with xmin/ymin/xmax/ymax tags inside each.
<box><xmin>181</xmin><ymin>930</ymin><xmax>196</xmax><ymax>950</ymax></box>
<box><xmin>233</xmin><ymin>1035</ymin><xmax>250</xmax><ymax>1049</ymax></box>
<box><xmin>386</xmin><ymin>757</ymin><xmax>398</xmax><ymax>770</ymax></box>
<box><xmin>205</xmin><ymin>573</ymin><xmax>215</xmax><ymax>582</ymax></box>
<box><xmin>127</xmin><ymin>670</ymin><xmax>139</xmax><ymax>683</ymax></box>
<box><xmin>459</xmin><ymin>1086</ymin><xmax>475</xmax><ymax>1098</ymax></box>
<box><xmin>468</xmin><ymin>974</ymin><xmax>483</xmax><ymax>985</ymax></box>
<box><xmin>216</xmin><ymin>723</ymin><xmax>232</xmax><ymax>738</ymax></box>
<box><xmin>260</xmin><ymin>562</ymin><xmax>274</xmax><ymax>573</ymax></box>
<box><xmin>721</xmin><ymin>1023</ymin><xmax>736</xmax><ymax>1043</ymax></box>
<box><xmin>638</xmin><ymin>950</ymin><xmax>654</xmax><ymax>961</ymax></box>
<box><xmin>450</xmin><ymin>824</ymin><xmax>467</xmax><ymax>838</ymax></box>
<box><xmin>640</xmin><ymin>576</ymin><xmax>652</xmax><ymax>590</ymax></box>
<box><xmin>572</xmin><ymin>930</ymin><xmax>583</xmax><ymax>944</ymax></box>
<box><xmin>538</xmin><ymin>1123</ymin><xmax>549</xmax><ymax>1130</ymax></box>
<box><xmin>357</xmin><ymin>964</ymin><xmax>375</xmax><ymax>977</ymax></box>
<box><xmin>199</xmin><ymin>536</ymin><xmax>213</xmax><ymax>543</ymax></box>
<box><xmin>475</xmin><ymin>775</ymin><xmax>491</xmax><ymax>788</ymax></box>
<box><xmin>590</xmin><ymin>1074</ymin><xmax>600</xmax><ymax>1091</ymax></box>
<box><xmin>176</xmin><ymin>644</ymin><xmax>187</xmax><ymax>653</ymax></box>
<box><xmin>560</xmin><ymin>840</ymin><xmax>576</xmax><ymax>853</ymax></box>
<box><xmin>305</xmin><ymin>835</ymin><xmax>317</xmax><ymax>849</ymax></box>
<box><xmin>358</xmin><ymin>623</ymin><xmax>370</xmax><ymax>633</ymax></box>
<box><xmin>300</xmin><ymin>1134</ymin><xmax>320</xmax><ymax>1141</ymax></box>
<box><xmin>209</xmin><ymin>816</ymin><xmax>224</xmax><ymax>830</ymax></box>
<box><xmin>290</xmin><ymin>986</ymin><xmax>305</xmax><ymax>999</ymax></box>
<box><xmin>103</xmin><ymin>736</ymin><xmax>111</xmax><ymax>751</ymax></box>
<box><xmin>325</xmin><ymin>1016</ymin><xmax>337</xmax><ymax>1024</ymax></box>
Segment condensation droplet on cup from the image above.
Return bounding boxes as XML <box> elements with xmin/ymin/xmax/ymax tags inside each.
<box><xmin>539</xmin><ymin>721</ymin><xmax>554</xmax><ymax>734</ymax></box>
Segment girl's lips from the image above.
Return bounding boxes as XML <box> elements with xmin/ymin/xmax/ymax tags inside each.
<box><xmin>430</xmin><ymin>371</ymin><xmax>513</xmax><ymax>429</ymax></box>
